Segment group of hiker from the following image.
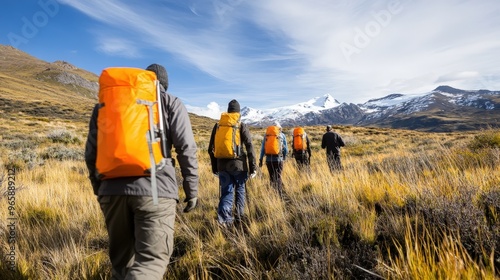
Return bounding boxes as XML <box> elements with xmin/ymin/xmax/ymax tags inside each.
<box><xmin>84</xmin><ymin>63</ymin><xmax>345</xmax><ymax>279</ymax></box>
<box><xmin>208</xmin><ymin>99</ymin><xmax>345</xmax><ymax>227</ymax></box>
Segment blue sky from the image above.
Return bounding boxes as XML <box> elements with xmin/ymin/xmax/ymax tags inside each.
<box><xmin>2</xmin><ymin>0</ymin><xmax>500</xmax><ymax>110</ymax></box>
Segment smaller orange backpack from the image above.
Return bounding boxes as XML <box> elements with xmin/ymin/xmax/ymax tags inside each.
<box><xmin>213</xmin><ymin>112</ymin><xmax>241</xmax><ymax>158</ymax></box>
<box><xmin>264</xmin><ymin>126</ymin><xmax>282</xmax><ymax>155</ymax></box>
<box><xmin>293</xmin><ymin>127</ymin><xmax>307</xmax><ymax>151</ymax></box>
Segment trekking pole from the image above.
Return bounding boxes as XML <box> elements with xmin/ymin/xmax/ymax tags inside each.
<box><xmin>156</xmin><ymin>80</ymin><xmax>169</xmax><ymax>158</ymax></box>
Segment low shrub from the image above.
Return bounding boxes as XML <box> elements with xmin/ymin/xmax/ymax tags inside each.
<box><xmin>47</xmin><ymin>129</ymin><xmax>81</xmax><ymax>144</ymax></box>
<box><xmin>469</xmin><ymin>130</ymin><xmax>500</xmax><ymax>151</ymax></box>
<box><xmin>6</xmin><ymin>148</ymin><xmax>44</xmax><ymax>170</ymax></box>
<box><xmin>41</xmin><ymin>146</ymin><xmax>84</xmax><ymax>161</ymax></box>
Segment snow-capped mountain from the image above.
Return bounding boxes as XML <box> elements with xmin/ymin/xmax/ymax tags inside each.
<box><xmin>296</xmin><ymin>94</ymin><xmax>341</xmax><ymax>110</ymax></box>
<box><xmin>357</xmin><ymin>85</ymin><xmax>500</xmax><ymax>131</ymax></box>
<box><xmin>187</xmin><ymin>86</ymin><xmax>500</xmax><ymax>131</ymax></box>
<box><xmin>241</xmin><ymin>94</ymin><xmax>341</xmax><ymax>126</ymax></box>
<box><xmin>188</xmin><ymin>94</ymin><xmax>341</xmax><ymax>125</ymax></box>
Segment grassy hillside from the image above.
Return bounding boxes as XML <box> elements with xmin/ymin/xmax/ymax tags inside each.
<box><xmin>1</xmin><ymin>44</ymin><xmax>500</xmax><ymax>279</ymax></box>
<box><xmin>1</xmin><ymin>106</ymin><xmax>500</xmax><ymax>279</ymax></box>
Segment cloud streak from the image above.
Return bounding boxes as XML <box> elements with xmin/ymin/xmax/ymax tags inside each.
<box><xmin>58</xmin><ymin>0</ymin><xmax>500</xmax><ymax>108</ymax></box>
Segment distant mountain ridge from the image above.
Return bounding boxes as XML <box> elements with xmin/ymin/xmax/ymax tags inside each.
<box><xmin>234</xmin><ymin>86</ymin><xmax>500</xmax><ymax>131</ymax></box>
<box><xmin>1</xmin><ymin>44</ymin><xmax>499</xmax><ymax>132</ymax></box>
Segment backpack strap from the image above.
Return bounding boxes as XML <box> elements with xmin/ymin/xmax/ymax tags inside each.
<box><xmin>137</xmin><ymin>98</ymin><xmax>159</xmax><ymax>205</ymax></box>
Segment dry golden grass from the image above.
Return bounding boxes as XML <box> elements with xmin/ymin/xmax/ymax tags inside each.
<box><xmin>1</xmin><ymin>111</ymin><xmax>499</xmax><ymax>279</ymax></box>
<box><xmin>2</xmin><ymin>44</ymin><xmax>499</xmax><ymax>278</ymax></box>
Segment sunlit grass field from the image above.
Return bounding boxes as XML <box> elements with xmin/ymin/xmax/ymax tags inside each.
<box><xmin>1</xmin><ymin>114</ymin><xmax>499</xmax><ymax>279</ymax></box>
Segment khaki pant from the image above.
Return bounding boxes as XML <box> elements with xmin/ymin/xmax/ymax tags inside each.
<box><xmin>98</xmin><ymin>195</ymin><xmax>176</xmax><ymax>280</ymax></box>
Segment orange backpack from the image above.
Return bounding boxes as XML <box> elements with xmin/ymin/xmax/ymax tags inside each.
<box><xmin>264</xmin><ymin>126</ymin><xmax>282</xmax><ymax>155</ymax></box>
<box><xmin>293</xmin><ymin>127</ymin><xmax>307</xmax><ymax>151</ymax></box>
<box><xmin>213</xmin><ymin>112</ymin><xmax>241</xmax><ymax>158</ymax></box>
<box><xmin>96</xmin><ymin>67</ymin><xmax>166</xmax><ymax>204</ymax></box>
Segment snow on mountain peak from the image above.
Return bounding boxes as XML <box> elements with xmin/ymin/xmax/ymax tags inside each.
<box><xmin>187</xmin><ymin>94</ymin><xmax>342</xmax><ymax>122</ymax></box>
<box><xmin>297</xmin><ymin>94</ymin><xmax>340</xmax><ymax>111</ymax></box>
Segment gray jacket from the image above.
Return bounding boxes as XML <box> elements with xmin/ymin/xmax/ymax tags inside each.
<box><xmin>84</xmin><ymin>91</ymin><xmax>199</xmax><ymax>202</ymax></box>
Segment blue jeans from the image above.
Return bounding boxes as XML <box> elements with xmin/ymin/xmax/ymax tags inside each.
<box><xmin>218</xmin><ymin>171</ymin><xmax>248</xmax><ymax>224</ymax></box>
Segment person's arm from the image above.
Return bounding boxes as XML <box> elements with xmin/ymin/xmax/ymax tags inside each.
<box><xmin>306</xmin><ymin>135</ymin><xmax>312</xmax><ymax>157</ymax></box>
<box><xmin>259</xmin><ymin>137</ymin><xmax>265</xmax><ymax>166</ymax></box>
<box><xmin>321</xmin><ymin>134</ymin><xmax>326</xmax><ymax>149</ymax></box>
<box><xmin>84</xmin><ymin>105</ymin><xmax>100</xmax><ymax>195</ymax></box>
<box><xmin>281</xmin><ymin>133</ymin><xmax>288</xmax><ymax>159</ymax></box>
<box><xmin>164</xmin><ymin>94</ymin><xmax>199</xmax><ymax>202</ymax></box>
<box><xmin>208</xmin><ymin>124</ymin><xmax>218</xmax><ymax>174</ymax></box>
<box><xmin>338</xmin><ymin>133</ymin><xmax>345</xmax><ymax>147</ymax></box>
<box><xmin>241</xmin><ymin>123</ymin><xmax>256</xmax><ymax>174</ymax></box>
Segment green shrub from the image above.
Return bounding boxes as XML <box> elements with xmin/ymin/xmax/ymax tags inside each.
<box><xmin>310</xmin><ymin>218</ymin><xmax>338</xmax><ymax>248</ymax></box>
<box><xmin>469</xmin><ymin>130</ymin><xmax>500</xmax><ymax>151</ymax></box>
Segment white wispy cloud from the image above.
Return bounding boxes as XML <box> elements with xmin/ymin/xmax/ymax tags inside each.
<box><xmin>58</xmin><ymin>0</ymin><xmax>500</xmax><ymax>108</ymax></box>
<box><xmin>95</xmin><ymin>37</ymin><xmax>140</xmax><ymax>58</ymax></box>
<box><xmin>185</xmin><ymin>101</ymin><xmax>222</xmax><ymax>120</ymax></box>
<box><xmin>247</xmin><ymin>0</ymin><xmax>500</xmax><ymax>100</ymax></box>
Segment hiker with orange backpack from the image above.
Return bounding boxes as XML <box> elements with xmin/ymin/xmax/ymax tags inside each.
<box><xmin>292</xmin><ymin>127</ymin><xmax>312</xmax><ymax>169</ymax></box>
<box><xmin>259</xmin><ymin>122</ymin><xmax>288</xmax><ymax>198</ymax></box>
<box><xmin>208</xmin><ymin>99</ymin><xmax>257</xmax><ymax>227</ymax></box>
<box><xmin>85</xmin><ymin>64</ymin><xmax>199</xmax><ymax>279</ymax></box>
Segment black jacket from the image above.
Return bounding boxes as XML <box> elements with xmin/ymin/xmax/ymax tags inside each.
<box><xmin>321</xmin><ymin>131</ymin><xmax>345</xmax><ymax>155</ymax></box>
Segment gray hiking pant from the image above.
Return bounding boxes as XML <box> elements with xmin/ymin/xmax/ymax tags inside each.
<box><xmin>98</xmin><ymin>195</ymin><xmax>176</xmax><ymax>280</ymax></box>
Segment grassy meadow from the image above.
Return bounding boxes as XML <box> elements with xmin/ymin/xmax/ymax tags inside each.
<box><xmin>1</xmin><ymin>113</ymin><xmax>500</xmax><ymax>279</ymax></box>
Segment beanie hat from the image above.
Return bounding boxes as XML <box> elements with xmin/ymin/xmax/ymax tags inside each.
<box><xmin>146</xmin><ymin>63</ymin><xmax>168</xmax><ymax>90</ymax></box>
<box><xmin>227</xmin><ymin>99</ymin><xmax>240</xmax><ymax>113</ymax></box>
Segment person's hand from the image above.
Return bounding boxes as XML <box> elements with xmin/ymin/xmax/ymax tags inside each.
<box><xmin>259</xmin><ymin>159</ymin><xmax>263</xmax><ymax>168</ymax></box>
<box><xmin>183</xmin><ymin>197</ymin><xmax>198</xmax><ymax>213</ymax></box>
<box><xmin>213</xmin><ymin>172</ymin><xmax>219</xmax><ymax>178</ymax></box>
<box><xmin>250</xmin><ymin>171</ymin><xmax>257</xmax><ymax>179</ymax></box>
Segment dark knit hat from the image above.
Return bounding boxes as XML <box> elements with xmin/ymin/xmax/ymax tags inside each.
<box><xmin>146</xmin><ymin>63</ymin><xmax>168</xmax><ymax>90</ymax></box>
<box><xmin>227</xmin><ymin>99</ymin><xmax>240</xmax><ymax>113</ymax></box>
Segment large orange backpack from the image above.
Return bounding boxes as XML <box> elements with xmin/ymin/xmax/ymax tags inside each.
<box><xmin>96</xmin><ymin>67</ymin><xmax>166</xmax><ymax>204</ymax></box>
<box><xmin>213</xmin><ymin>112</ymin><xmax>241</xmax><ymax>158</ymax></box>
<box><xmin>264</xmin><ymin>126</ymin><xmax>282</xmax><ymax>155</ymax></box>
<box><xmin>293</xmin><ymin>127</ymin><xmax>307</xmax><ymax>151</ymax></box>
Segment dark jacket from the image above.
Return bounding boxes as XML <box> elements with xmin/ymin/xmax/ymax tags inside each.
<box><xmin>321</xmin><ymin>131</ymin><xmax>345</xmax><ymax>155</ymax></box>
<box><xmin>208</xmin><ymin>122</ymin><xmax>257</xmax><ymax>174</ymax></box>
<box><xmin>84</xmin><ymin>90</ymin><xmax>199</xmax><ymax>201</ymax></box>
